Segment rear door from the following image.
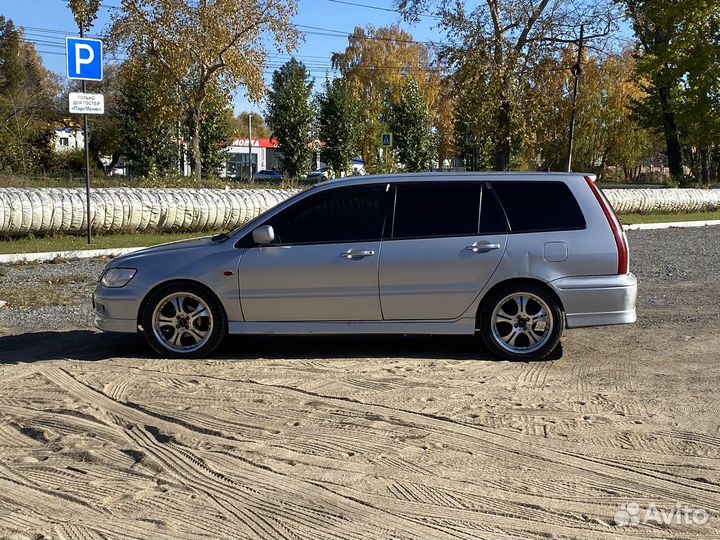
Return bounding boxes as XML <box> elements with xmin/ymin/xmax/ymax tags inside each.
<box><xmin>378</xmin><ymin>182</ymin><xmax>508</xmax><ymax>320</ymax></box>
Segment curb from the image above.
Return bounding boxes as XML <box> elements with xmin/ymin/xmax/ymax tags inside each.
<box><xmin>622</xmin><ymin>219</ymin><xmax>720</xmax><ymax>231</ymax></box>
<box><xmin>1</xmin><ymin>219</ymin><xmax>719</xmax><ymax>264</ymax></box>
<box><xmin>0</xmin><ymin>246</ymin><xmax>146</xmax><ymax>264</ymax></box>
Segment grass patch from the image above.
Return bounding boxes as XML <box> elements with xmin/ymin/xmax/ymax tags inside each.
<box><xmin>0</xmin><ymin>231</ymin><xmax>220</xmax><ymax>255</ymax></box>
<box><xmin>0</xmin><ymin>284</ymin><xmax>78</xmax><ymax>308</ymax></box>
<box><xmin>618</xmin><ymin>210</ymin><xmax>720</xmax><ymax>224</ymax></box>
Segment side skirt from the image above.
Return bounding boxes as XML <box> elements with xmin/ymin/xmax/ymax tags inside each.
<box><xmin>228</xmin><ymin>318</ymin><xmax>476</xmax><ymax>336</ymax></box>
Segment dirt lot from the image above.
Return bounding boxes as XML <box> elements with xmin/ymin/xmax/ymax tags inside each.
<box><xmin>0</xmin><ymin>227</ymin><xmax>719</xmax><ymax>540</ymax></box>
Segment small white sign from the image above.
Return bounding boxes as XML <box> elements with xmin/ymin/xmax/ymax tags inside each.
<box><xmin>69</xmin><ymin>92</ymin><xmax>104</xmax><ymax>115</ymax></box>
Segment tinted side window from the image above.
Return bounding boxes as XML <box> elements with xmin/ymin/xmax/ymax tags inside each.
<box><xmin>392</xmin><ymin>183</ymin><xmax>481</xmax><ymax>239</ymax></box>
<box><xmin>491</xmin><ymin>181</ymin><xmax>585</xmax><ymax>232</ymax></box>
<box><xmin>269</xmin><ymin>186</ymin><xmax>387</xmax><ymax>244</ymax></box>
<box><xmin>480</xmin><ymin>185</ymin><xmax>508</xmax><ymax>234</ymax></box>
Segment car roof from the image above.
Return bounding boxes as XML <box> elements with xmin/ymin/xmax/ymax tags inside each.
<box><xmin>316</xmin><ymin>171</ymin><xmax>593</xmax><ymax>188</ymax></box>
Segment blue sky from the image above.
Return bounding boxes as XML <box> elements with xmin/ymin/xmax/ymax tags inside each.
<box><xmin>3</xmin><ymin>0</ymin><xmax>437</xmax><ymax>115</ymax></box>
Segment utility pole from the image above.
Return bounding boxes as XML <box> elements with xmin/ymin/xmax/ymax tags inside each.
<box><xmin>566</xmin><ymin>24</ymin><xmax>584</xmax><ymax>173</ymax></box>
<box><xmin>556</xmin><ymin>20</ymin><xmax>610</xmax><ymax>172</ymax></box>
<box><xmin>248</xmin><ymin>113</ymin><xmax>253</xmax><ymax>181</ymax></box>
<box><xmin>80</xmin><ymin>22</ymin><xmax>92</xmax><ymax>245</ymax></box>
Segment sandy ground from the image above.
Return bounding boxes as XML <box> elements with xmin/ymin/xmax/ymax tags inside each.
<box><xmin>0</xmin><ymin>228</ymin><xmax>719</xmax><ymax>539</ymax></box>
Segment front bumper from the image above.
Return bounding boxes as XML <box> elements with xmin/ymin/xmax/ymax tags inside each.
<box><xmin>551</xmin><ymin>273</ymin><xmax>637</xmax><ymax>329</ymax></box>
<box><xmin>93</xmin><ymin>285</ymin><xmax>143</xmax><ymax>334</ymax></box>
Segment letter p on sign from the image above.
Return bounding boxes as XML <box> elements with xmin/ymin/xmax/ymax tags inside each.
<box><xmin>66</xmin><ymin>37</ymin><xmax>103</xmax><ymax>81</ymax></box>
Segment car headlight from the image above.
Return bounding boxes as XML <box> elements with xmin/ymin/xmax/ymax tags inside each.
<box><xmin>101</xmin><ymin>268</ymin><xmax>137</xmax><ymax>288</ymax></box>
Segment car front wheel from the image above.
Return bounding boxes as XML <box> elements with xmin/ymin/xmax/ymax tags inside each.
<box><xmin>478</xmin><ymin>284</ymin><xmax>564</xmax><ymax>361</ymax></box>
<box><xmin>141</xmin><ymin>283</ymin><xmax>227</xmax><ymax>358</ymax></box>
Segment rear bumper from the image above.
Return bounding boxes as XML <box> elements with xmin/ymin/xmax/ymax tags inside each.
<box><xmin>550</xmin><ymin>273</ymin><xmax>637</xmax><ymax>329</ymax></box>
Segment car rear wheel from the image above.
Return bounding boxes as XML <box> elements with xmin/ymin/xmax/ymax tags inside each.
<box><xmin>142</xmin><ymin>283</ymin><xmax>227</xmax><ymax>358</ymax></box>
<box><xmin>478</xmin><ymin>283</ymin><xmax>564</xmax><ymax>361</ymax></box>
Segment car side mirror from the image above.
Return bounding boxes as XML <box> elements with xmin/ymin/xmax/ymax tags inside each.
<box><xmin>252</xmin><ymin>225</ymin><xmax>275</xmax><ymax>245</ymax></box>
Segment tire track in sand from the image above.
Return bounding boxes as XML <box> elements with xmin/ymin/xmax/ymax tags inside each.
<box><xmin>37</xmin><ymin>365</ymin><xmax>466</xmax><ymax>539</ymax></box>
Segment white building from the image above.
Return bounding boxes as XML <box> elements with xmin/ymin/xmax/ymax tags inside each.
<box><xmin>53</xmin><ymin>127</ymin><xmax>84</xmax><ymax>152</ymax></box>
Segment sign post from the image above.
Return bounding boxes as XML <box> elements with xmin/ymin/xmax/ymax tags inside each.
<box><xmin>66</xmin><ymin>31</ymin><xmax>103</xmax><ymax>245</ymax></box>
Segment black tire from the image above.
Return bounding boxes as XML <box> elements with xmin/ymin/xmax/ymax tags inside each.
<box><xmin>478</xmin><ymin>283</ymin><xmax>564</xmax><ymax>361</ymax></box>
<box><xmin>141</xmin><ymin>282</ymin><xmax>227</xmax><ymax>358</ymax></box>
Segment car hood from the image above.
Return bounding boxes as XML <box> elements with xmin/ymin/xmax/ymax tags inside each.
<box><xmin>109</xmin><ymin>236</ymin><xmax>218</xmax><ymax>267</ymax></box>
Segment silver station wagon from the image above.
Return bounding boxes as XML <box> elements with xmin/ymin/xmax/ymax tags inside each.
<box><xmin>94</xmin><ymin>173</ymin><xmax>637</xmax><ymax>361</ymax></box>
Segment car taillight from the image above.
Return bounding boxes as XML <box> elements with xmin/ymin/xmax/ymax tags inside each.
<box><xmin>585</xmin><ymin>176</ymin><xmax>629</xmax><ymax>274</ymax></box>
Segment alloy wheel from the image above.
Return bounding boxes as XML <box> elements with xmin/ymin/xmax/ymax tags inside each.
<box><xmin>151</xmin><ymin>292</ymin><xmax>214</xmax><ymax>354</ymax></box>
<box><xmin>490</xmin><ymin>292</ymin><xmax>554</xmax><ymax>355</ymax></box>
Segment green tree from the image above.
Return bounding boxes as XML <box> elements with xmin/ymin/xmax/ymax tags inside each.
<box><xmin>186</xmin><ymin>83</ymin><xmax>234</xmax><ymax>176</ymax></box>
<box><xmin>265</xmin><ymin>58</ymin><xmax>314</xmax><ymax>179</ymax></box>
<box><xmin>0</xmin><ymin>19</ymin><xmax>59</xmax><ymax>173</ymax></box>
<box><xmin>110</xmin><ymin>0</ymin><xmax>298</xmax><ymax>182</ymax></box>
<box><xmin>618</xmin><ymin>0</ymin><xmax>687</xmax><ymax>178</ymax></box>
<box><xmin>390</xmin><ymin>77</ymin><xmax>434</xmax><ymax>172</ymax></box>
<box><xmin>317</xmin><ymin>78</ymin><xmax>359</xmax><ymax>176</ymax></box>
<box><xmin>117</xmin><ymin>60</ymin><xmax>180</xmax><ymax>176</ymax></box>
<box><xmin>78</xmin><ymin>66</ymin><xmax>124</xmax><ymax>174</ymax></box>
<box><xmin>672</xmin><ymin>1</ymin><xmax>720</xmax><ymax>183</ymax></box>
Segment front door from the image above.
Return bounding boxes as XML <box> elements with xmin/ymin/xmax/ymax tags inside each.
<box><xmin>239</xmin><ymin>185</ymin><xmax>390</xmax><ymax>321</ymax></box>
<box><xmin>379</xmin><ymin>182</ymin><xmax>508</xmax><ymax>320</ymax></box>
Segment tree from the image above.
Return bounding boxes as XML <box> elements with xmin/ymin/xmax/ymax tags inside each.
<box><xmin>316</xmin><ymin>78</ymin><xmax>359</xmax><ymax>176</ymax></box>
<box><xmin>671</xmin><ymin>0</ymin><xmax>720</xmax><ymax>183</ymax></box>
<box><xmin>79</xmin><ymin>66</ymin><xmax>124</xmax><ymax>174</ymax></box>
<box><xmin>398</xmin><ymin>0</ymin><xmax>614</xmax><ymax>171</ymax></box>
<box><xmin>0</xmin><ymin>19</ymin><xmax>59</xmax><ymax>173</ymax></box>
<box><xmin>618</xmin><ymin>0</ymin><xmax>686</xmax><ymax>178</ymax></box>
<box><xmin>435</xmin><ymin>77</ymin><xmax>455</xmax><ymax>170</ymax></box>
<box><xmin>116</xmin><ymin>59</ymin><xmax>180</xmax><ymax>177</ymax></box>
<box><xmin>332</xmin><ymin>25</ymin><xmax>444</xmax><ymax>173</ymax></box>
<box><xmin>265</xmin><ymin>59</ymin><xmax>314</xmax><ymax>179</ymax></box>
<box><xmin>67</xmin><ymin>0</ymin><xmax>101</xmax><ymax>31</ymax></box>
<box><xmin>110</xmin><ymin>0</ymin><xmax>298</xmax><ymax>181</ymax></box>
<box><xmin>390</xmin><ymin>77</ymin><xmax>434</xmax><ymax>172</ymax></box>
<box><xmin>230</xmin><ymin>112</ymin><xmax>271</xmax><ymax>138</ymax></box>
<box><xmin>528</xmin><ymin>48</ymin><xmax>660</xmax><ymax>179</ymax></box>
<box><xmin>186</xmin><ymin>82</ymin><xmax>234</xmax><ymax>176</ymax></box>
<box><xmin>618</xmin><ymin>0</ymin><xmax>720</xmax><ymax>182</ymax></box>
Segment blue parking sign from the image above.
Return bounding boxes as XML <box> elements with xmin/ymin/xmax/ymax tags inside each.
<box><xmin>66</xmin><ymin>37</ymin><xmax>103</xmax><ymax>81</ymax></box>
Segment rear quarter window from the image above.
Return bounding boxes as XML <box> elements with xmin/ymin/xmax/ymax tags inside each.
<box><xmin>491</xmin><ymin>181</ymin><xmax>585</xmax><ymax>233</ymax></box>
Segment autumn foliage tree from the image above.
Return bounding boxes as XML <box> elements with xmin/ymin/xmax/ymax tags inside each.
<box><xmin>231</xmin><ymin>112</ymin><xmax>271</xmax><ymax>139</ymax></box>
<box><xmin>110</xmin><ymin>0</ymin><xmax>299</xmax><ymax>181</ymax></box>
<box><xmin>332</xmin><ymin>25</ymin><xmax>444</xmax><ymax>173</ymax></box>
<box><xmin>398</xmin><ymin>0</ymin><xmax>615</xmax><ymax>171</ymax></box>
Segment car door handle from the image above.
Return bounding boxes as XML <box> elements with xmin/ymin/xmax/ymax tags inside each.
<box><xmin>341</xmin><ymin>249</ymin><xmax>375</xmax><ymax>259</ymax></box>
<box><xmin>465</xmin><ymin>242</ymin><xmax>501</xmax><ymax>253</ymax></box>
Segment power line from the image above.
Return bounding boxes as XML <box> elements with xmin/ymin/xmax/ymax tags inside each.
<box><xmin>326</xmin><ymin>0</ymin><xmax>440</xmax><ymax>19</ymax></box>
<box><xmin>297</xmin><ymin>23</ymin><xmax>437</xmax><ymax>45</ymax></box>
